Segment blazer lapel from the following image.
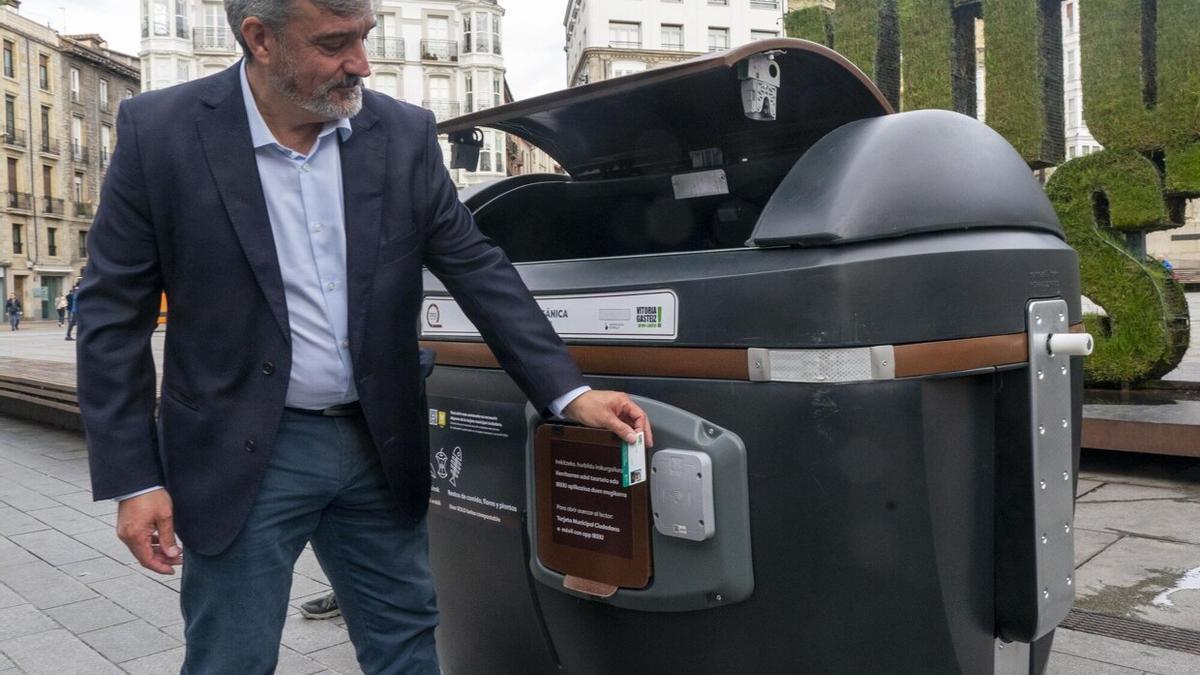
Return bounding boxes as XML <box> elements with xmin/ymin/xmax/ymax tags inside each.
<box><xmin>341</xmin><ymin>102</ymin><xmax>385</xmax><ymax>363</ymax></box>
<box><xmin>195</xmin><ymin>68</ymin><xmax>290</xmax><ymax>343</ymax></box>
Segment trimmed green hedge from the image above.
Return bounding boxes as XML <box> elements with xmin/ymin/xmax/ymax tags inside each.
<box><xmin>1082</xmin><ymin>0</ymin><xmax>1200</xmax><ymax>194</ymax></box>
<box><xmin>784</xmin><ymin>7</ymin><xmax>832</xmax><ymax>47</ymax></box>
<box><xmin>831</xmin><ymin>0</ymin><xmax>884</xmax><ymax>81</ymax></box>
<box><xmin>982</xmin><ymin>0</ymin><xmax>1048</xmax><ymax>165</ymax></box>
<box><xmin>897</xmin><ymin>0</ymin><xmax>954</xmax><ymax>111</ymax></box>
<box><xmin>1046</xmin><ymin>150</ymin><xmax>1189</xmax><ymax>384</ymax></box>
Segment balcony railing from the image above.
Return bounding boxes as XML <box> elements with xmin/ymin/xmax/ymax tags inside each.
<box><xmin>74</xmin><ymin>201</ymin><xmax>94</xmax><ymax>219</ymax></box>
<box><xmin>40</xmin><ymin>137</ymin><xmax>60</xmax><ymax>155</ymax></box>
<box><xmin>70</xmin><ymin>90</ymin><xmax>80</xmax><ymax>103</ymax></box>
<box><xmin>5</xmin><ymin>192</ymin><xmax>32</xmax><ymax>210</ymax></box>
<box><xmin>368</xmin><ymin>37</ymin><xmax>405</xmax><ymax>61</ymax></box>
<box><xmin>3</xmin><ymin>127</ymin><xmax>26</xmax><ymax>148</ymax></box>
<box><xmin>100</xmin><ymin>149</ymin><xmax>110</xmax><ymax>169</ymax></box>
<box><xmin>48</xmin><ymin>244</ymin><xmax>57</xmax><ymax>256</ymax></box>
<box><xmin>42</xmin><ymin>197</ymin><xmax>65</xmax><ymax>215</ymax></box>
<box><xmin>750</xmin><ymin>0</ymin><xmax>780</xmax><ymax>8</ymax></box>
<box><xmin>71</xmin><ymin>144</ymin><xmax>89</xmax><ymax>164</ymax></box>
<box><xmin>193</xmin><ymin>27</ymin><xmax>239</xmax><ymax>52</ymax></box>
<box><xmin>420</xmin><ymin>39</ymin><xmax>458</xmax><ymax>62</ymax></box>
<box><xmin>609</xmin><ymin>41</ymin><xmax>642</xmax><ymax>48</ymax></box>
<box><xmin>422</xmin><ymin>99</ymin><xmax>460</xmax><ymax>122</ymax></box>
<box><xmin>662</xmin><ymin>42</ymin><xmax>684</xmax><ymax>51</ymax></box>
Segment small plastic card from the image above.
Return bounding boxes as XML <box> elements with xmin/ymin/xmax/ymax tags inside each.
<box><xmin>622</xmin><ymin>431</ymin><xmax>646</xmax><ymax>487</ymax></box>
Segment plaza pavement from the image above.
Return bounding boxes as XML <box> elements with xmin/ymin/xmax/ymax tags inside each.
<box><xmin>0</xmin><ymin>302</ymin><xmax>1197</xmax><ymax>673</ymax></box>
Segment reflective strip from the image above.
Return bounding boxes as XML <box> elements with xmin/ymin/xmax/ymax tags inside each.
<box><xmin>747</xmin><ymin>345</ymin><xmax>895</xmax><ymax>383</ymax></box>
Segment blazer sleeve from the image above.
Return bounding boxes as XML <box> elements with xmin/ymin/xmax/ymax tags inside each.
<box><xmin>418</xmin><ymin>111</ymin><xmax>585</xmax><ymax>413</ymax></box>
<box><xmin>78</xmin><ymin>101</ymin><xmax>166</xmax><ymax>500</ymax></box>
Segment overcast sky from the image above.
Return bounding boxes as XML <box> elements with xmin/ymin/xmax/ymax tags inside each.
<box><xmin>28</xmin><ymin>0</ymin><xmax>571</xmax><ymax>99</ymax></box>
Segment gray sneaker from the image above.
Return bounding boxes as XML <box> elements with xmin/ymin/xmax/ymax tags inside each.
<box><xmin>300</xmin><ymin>593</ymin><xmax>340</xmax><ymax>620</ymax></box>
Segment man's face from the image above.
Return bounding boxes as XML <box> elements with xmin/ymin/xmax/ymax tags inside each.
<box><xmin>266</xmin><ymin>0</ymin><xmax>375</xmax><ymax>121</ymax></box>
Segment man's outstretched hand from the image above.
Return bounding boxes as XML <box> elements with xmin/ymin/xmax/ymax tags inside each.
<box><xmin>117</xmin><ymin>489</ymin><xmax>183</xmax><ymax>575</ymax></box>
<box><xmin>562</xmin><ymin>390</ymin><xmax>653</xmax><ymax>447</ymax></box>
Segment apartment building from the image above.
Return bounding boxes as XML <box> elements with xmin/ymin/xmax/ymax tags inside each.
<box><xmin>139</xmin><ymin>0</ymin><xmax>507</xmax><ymax>187</ymax></box>
<box><xmin>564</xmin><ymin>0</ymin><xmax>786</xmax><ymax>87</ymax></box>
<box><xmin>0</xmin><ymin>1</ymin><xmax>138</xmax><ymax>319</ymax></box>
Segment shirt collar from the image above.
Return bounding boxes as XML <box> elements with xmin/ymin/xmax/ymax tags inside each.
<box><xmin>239</xmin><ymin>59</ymin><xmax>353</xmax><ymax>151</ymax></box>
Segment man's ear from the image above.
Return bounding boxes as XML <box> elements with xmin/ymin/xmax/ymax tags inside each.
<box><xmin>241</xmin><ymin>17</ymin><xmax>275</xmax><ymax>65</ymax></box>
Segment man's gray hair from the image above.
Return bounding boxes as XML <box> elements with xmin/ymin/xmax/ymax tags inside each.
<box><xmin>225</xmin><ymin>0</ymin><xmax>375</xmax><ymax>59</ymax></box>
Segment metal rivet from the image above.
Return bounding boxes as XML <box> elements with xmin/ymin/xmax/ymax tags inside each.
<box><xmin>1043</xmin><ymin>588</ymin><xmax>1050</xmax><ymax>599</ymax></box>
<box><xmin>1038</xmin><ymin>425</ymin><xmax>1045</xmax><ymax>435</ymax></box>
<box><xmin>1058</xmin><ymin>313</ymin><xmax>1065</xmax><ymax>322</ymax></box>
<box><xmin>1063</xmin><ymin>471</ymin><xmax>1070</xmax><ymax>481</ymax></box>
<box><xmin>653</xmin><ymin>512</ymin><xmax>659</xmax><ymax>518</ymax></box>
<box><xmin>1037</xmin><ymin>370</ymin><xmax>1044</xmax><ymax>380</ymax></box>
<box><xmin>754</xmin><ymin>360</ymin><xmax>761</xmax><ymax>369</ymax></box>
<box><xmin>1066</xmin><ymin>577</ymin><xmax>1073</xmax><ymax>586</ymax></box>
<box><xmin>699</xmin><ymin>519</ymin><xmax>705</xmax><ymax>526</ymax></box>
<box><xmin>1041</xmin><ymin>534</ymin><xmax>1048</xmax><ymax>544</ymax></box>
<box><xmin>1060</xmin><ymin>365</ymin><xmax>1067</xmax><ymax>375</ymax></box>
<box><xmin>696</xmin><ymin>473</ymin><xmax>702</xmax><ymax>480</ymax></box>
<box><xmin>1062</xmin><ymin>418</ymin><xmax>1069</xmax><ymax>428</ymax></box>
<box><xmin>1035</xmin><ymin>315</ymin><xmax>1042</xmax><ymax>325</ymax></box>
<box><xmin>1040</xmin><ymin>480</ymin><xmax>1047</xmax><ymax>490</ymax></box>
<box><xmin>715</xmin><ymin>594</ymin><xmax>724</xmax><ymax>601</ymax></box>
<box><xmin>1064</xmin><ymin>524</ymin><xmax>1071</xmax><ymax>534</ymax></box>
<box><xmin>705</xmin><ymin>427</ymin><xmax>717</xmax><ymax>437</ymax></box>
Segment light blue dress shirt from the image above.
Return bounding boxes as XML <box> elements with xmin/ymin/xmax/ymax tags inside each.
<box><xmin>239</xmin><ymin>62</ymin><xmax>357</xmax><ymax>409</ymax></box>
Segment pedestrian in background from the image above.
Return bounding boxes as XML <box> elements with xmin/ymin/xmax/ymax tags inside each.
<box><xmin>64</xmin><ymin>284</ymin><xmax>79</xmax><ymax>341</ymax></box>
<box><xmin>4</xmin><ymin>294</ymin><xmax>20</xmax><ymax>331</ymax></box>
<box><xmin>55</xmin><ymin>295</ymin><xmax>67</xmax><ymax>326</ymax></box>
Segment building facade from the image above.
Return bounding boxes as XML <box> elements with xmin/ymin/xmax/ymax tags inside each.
<box><xmin>565</xmin><ymin>0</ymin><xmax>786</xmax><ymax>87</ymax></box>
<box><xmin>138</xmin><ymin>0</ymin><xmax>507</xmax><ymax>187</ymax></box>
<box><xmin>1061</xmin><ymin>0</ymin><xmax>1099</xmax><ymax>160</ymax></box>
<box><xmin>0</xmin><ymin>1</ymin><xmax>138</xmax><ymax>319</ymax></box>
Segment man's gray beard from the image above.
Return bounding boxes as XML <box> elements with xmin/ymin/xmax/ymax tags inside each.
<box><xmin>268</xmin><ymin>44</ymin><xmax>363</xmax><ymax>120</ymax></box>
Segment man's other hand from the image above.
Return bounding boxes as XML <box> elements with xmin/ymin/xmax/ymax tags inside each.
<box><xmin>117</xmin><ymin>489</ymin><xmax>183</xmax><ymax>575</ymax></box>
<box><xmin>562</xmin><ymin>390</ymin><xmax>653</xmax><ymax>447</ymax></box>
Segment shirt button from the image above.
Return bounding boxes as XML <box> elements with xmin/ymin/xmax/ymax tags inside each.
<box><xmin>301</xmin><ymin>164</ymin><xmax>312</xmax><ymax>172</ymax></box>
<box><xmin>341</xmin><ymin>339</ymin><xmax>350</xmax><ymax>349</ymax></box>
<box><xmin>326</xmin><ymin>282</ymin><xmax>336</xmax><ymax>291</ymax></box>
<box><xmin>245</xmin><ymin>440</ymin><xmax>256</xmax><ymax>453</ymax></box>
<box><xmin>261</xmin><ymin>361</ymin><xmax>275</xmax><ymax>375</ymax></box>
<box><xmin>313</xmin><ymin>223</ymin><xmax>323</xmax><ymax>232</ymax></box>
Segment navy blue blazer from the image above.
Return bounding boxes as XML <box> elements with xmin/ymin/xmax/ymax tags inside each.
<box><xmin>78</xmin><ymin>64</ymin><xmax>584</xmax><ymax>555</ymax></box>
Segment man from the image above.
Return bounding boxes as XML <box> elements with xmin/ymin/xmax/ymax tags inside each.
<box><xmin>64</xmin><ymin>283</ymin><xmax>79</xmax><ymax>340</ymax></box>
<box><xmin>4</xmin><ymin>294</ymin><xmax>19</xmax><ymax>331</ymax></box>
<box><xmin>78</xmin><ymin>1</ymin><xmax>652</xmax><ymax>672</ymax></box>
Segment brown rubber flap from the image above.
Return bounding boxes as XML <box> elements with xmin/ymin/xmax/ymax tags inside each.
<box><xmin>535</xmin><ymin>424</ymin><xmax>652</xmax><ymax>590</ymax></box>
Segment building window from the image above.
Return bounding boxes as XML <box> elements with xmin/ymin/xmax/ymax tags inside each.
<box><xmin>1065</xmin><ymin>2</ymin><xmax>1074</xmax><ymax>32</ymax></box>
<box><xmin>611</xmin><ymin>60</ymin><xmax>646</xmax><ymax>78</ymax></box>
<box><xmin>176</xmin><ymin>60</ymin><xmax>189</xmax><ymax>83</ymax></box>
<box><xmin>175</xmin><ymin>0</ymin><xmax>189</xmax><ymax>38</ymax></box>
<box><xmin>38</xmin><ymin>54</ymin><xmax>50</xmax><ymax>90</ymax></box>
<box><xmin>464</xmin><ymin>72</ymin><xmax>473</xmax><ymax>112</ymax></box>
<box><xmin>707</xmin><ymin>27</ymin><xmax>730</xmax><ymax>52</ymax></box>
<box><xmin>708</xmin><ymin>0</ymin><xmax>729</xmax><ymax>5</ymax></box>
<box><xmin>100</xmin><ymin>124</ymin><xmax>112</xmax><ymax>167</ymax></box>
<box><xmin>7</xmin><ymin>157</ymin><xmax>18</xmax><ymax>194</ymax></box>
<box><xmin>70</xmin><ymin>68</ymin><xmax>81</xmax><ymax>102</ymax></box>
<box><xmin>3</xmin><ymin>41</ymin><xmax>13</xmax><ymax>78</ymax></box>
<box><xmin>42</xmin><ymin>164</ymin><xmax>52</xmax><ymax>197</ymax></box>
<box><xmin>609</xmin><ymin>21</ymin><xmax>641</xmax><ymax>48</ymax></box>
<box><xmin>99</xmin><ymin>79</ymin><xmax>109</xmax><ymax>111</ymax></box>
<box><xmin>40</xmin><ymin>106</ymin><xmax>51</xmax><ymax>151</ymax></box>
<box><xmin>152</xmin><ymin>0</ymin><xmax>171</xmax><ymax>37</ymax></box>
<box><xmin>78</xmin><ymin>230</ymin><xmax>88</xmax><ymax>259</ymax></box>
<box><xmin>478</xmin><ymin>130</ymin><xmax>503</xmax><ymax>173</ymax></box>
<box><xmin>661</xmin><ymin>24</ymin><xmax>683</xmax><ymax>50</ymax></box>
<box><xmin>5</xmin><ymin>95</ymin><xmax>16</xmax><ymax>137</ymax></box>
<box><xmin>373</xmin><ymin>73</ymin><xmax>398</xmax><ymax>99</ymax></box>
<box><xmin>1066</xmin><ymin>97</ymin><xmax>1076</xmax><ymax>128</ymax></box>
<box><xmin>493</xmin><ymin>73</ymin><xmax>502</xmax><ymax>108</ymax></box>
<box><xmin>1066</xmin><ymin>50</ymin><xmax>1075</xmax><ymax>81</ymax></box>
<box><xmin>751</xmin><ymin>30</ymin><xmax>778</xmax><ymax>41</ymax></box>
<box><xmin>125</xmin><ymin>88</ymin><xmax>135</xmax><ymax>100</ymax></box>
<box><xmin>48</xmin><ymin>227</ymin><xmax>57</xmax><ymax>256</ymax></box>
<box><xmin>73</xmin><ymin>172</ymin><xmax>84</xmax><ymax>202</ymax></box>
<box><xmin>11</xmin><ymin>224</ymin><xmax>22</xmax><ymax>255</ymax></box>
<box><xmin>71</xmin><ymin>116</ymin><xmax>84</xmax><ymax>161</ymax></box>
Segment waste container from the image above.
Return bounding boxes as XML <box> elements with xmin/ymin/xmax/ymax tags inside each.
<box><xmin>420</xmin><ymin>38</ymin><xmax>1089</xmax><ymax>674</ymax></box>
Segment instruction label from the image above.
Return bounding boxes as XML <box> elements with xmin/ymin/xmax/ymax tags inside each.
<box><xmin>427</xmin><ymin>396</ymin><xmax>526</xmax><ymax>529</ymax></box>
<box><xmin>421</xmin><ymin>290</ymin><xmax>678</xmax><ymax>340</ymax></box>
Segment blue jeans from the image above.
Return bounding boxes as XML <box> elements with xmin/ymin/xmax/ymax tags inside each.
<box><xmin>180</xmin><ymin>410</ymin><xmax>439</xmax><ymax>674</ymax></box>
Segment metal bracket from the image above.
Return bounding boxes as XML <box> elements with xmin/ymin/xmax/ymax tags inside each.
<box><xmin>1024</xmin><ymin>299</ymin><xmax>1077</xmax><ymax>639</ymax></box>
<box><xmin>747</xmin><ymin>345</ymin><xmax>895</xmax><ymax>383</ymax></box>
<box><xmin>738</xmin><ymin>53</ymin><xmax>781</xmax><ymax>121</ymax></box>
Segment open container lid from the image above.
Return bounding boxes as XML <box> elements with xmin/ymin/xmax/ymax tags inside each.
<box><xmin>439</xmin><ymin>39</ymin><xmax>893</xmax><ymax>180</ymax></box>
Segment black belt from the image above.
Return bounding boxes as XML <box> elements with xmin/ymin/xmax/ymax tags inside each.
<box><xmin>285</xmin><ymin>401</ymin><xmax>362</xmax><ymax>417</ymax></box>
